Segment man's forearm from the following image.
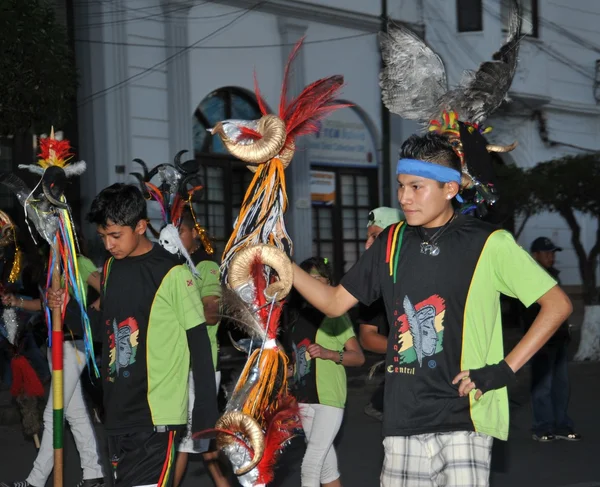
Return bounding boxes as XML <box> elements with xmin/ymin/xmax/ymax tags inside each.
<box><xmin>505</xmin><ymin>286</ymin><xmax>572</xmax><ymax>372</ymax></box>
<box><xmin>360</xmin><ymin>330</ymin><xmax>388</xmax><ymax>354</ymax></box>
<box><xmin>323</xmin><ymin>348</ymin><xmax>365</xmax><ymax>367</ymax></box>
<box><xmin>292</xmin><ymin>263</ymin><xmax>356</xmax><ymax>317</ymax></box>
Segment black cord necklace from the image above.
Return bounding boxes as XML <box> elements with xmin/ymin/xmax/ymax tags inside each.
<box><xmin>417</xmin><ymin>212</ymin><xmax>457</xmax><ymax>256</ymax></box>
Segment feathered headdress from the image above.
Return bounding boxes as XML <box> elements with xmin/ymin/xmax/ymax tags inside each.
<box><xmin>205</xmin><ymin>39</ymin><xmax>347</xmax><ymax>486</ymax></box>
<box><xmin>0</xmin><ymin>129</ymin><xmax>98</xmax><ymax>375</ymax></box>
<box><xmin>19</xmin><ymin>128</ymin><xmax>87</xmax><ymax>183</ymax></box>
<box><xmin>211</xmin><ymin>38</ymin><xmax>349</xmax><ymax>281</ymax></box>
<box><xmin>130</xmin><ymin>150</ymin><xmax>204</xmax><ymax>275</ymax></box>
<box><xmin>380</xmin><ymin>0</ymin><xmax>522</xmax><ymax>206</ymax></box>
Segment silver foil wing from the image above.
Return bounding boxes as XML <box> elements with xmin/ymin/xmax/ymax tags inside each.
<box><xmin>437</xmin><ymin>0</ymin><xmax>522</xmax><ymax>124</ymax></box>
<box><xmin>379</xmin><ymin>21</ymin><xmax>448</xmax><ymax>120</ymax></box>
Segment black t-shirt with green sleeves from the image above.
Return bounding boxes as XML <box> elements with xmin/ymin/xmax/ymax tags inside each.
<box><xmin>101</xmin><ymin>244</ymin><xmax>213</xmax><ymax>434</ymax></box>
<box><xmin>341</xmin><ymin>215</ymin><xmax>557</xmax><ymax>440</ymax></box>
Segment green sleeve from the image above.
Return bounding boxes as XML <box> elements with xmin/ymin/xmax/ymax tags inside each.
<box><xmin>488</xmin><ymin>230</ymin><xmax>557</xmax><ymax>307</ymax></box>
<box><xmin>162</xmin><ymin>265</ymin><xmax>206</xmax><ymax>329</ymax></box>
<box><xmin>196</xmin><ymin>261</ymin><xmax>222</xmax><ymax>299</ymax></box>
<box><xmin>77</xmin><ymin>255</ymin><xmax>98</xmax><ymax>286</ymax></box>
<box><xmin>334</xmin><ymin>313</ymin><xmax>356</xmax><ymax>348</ymax></box>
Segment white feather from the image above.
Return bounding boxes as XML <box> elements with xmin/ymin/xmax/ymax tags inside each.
<box><xmin>64</xmin><ymin>160</ymin><xmax>87</xmax><ymax>177</ymax></box>
<box><xmin>17</xmin><ymin>165</ymin><xmax>44</xmax><ymax>176</ymax></box>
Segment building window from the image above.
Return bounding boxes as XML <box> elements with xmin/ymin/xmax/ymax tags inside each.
<box><xmin>312</xmin><ymin>169</ymin><xmax>377</xmax><ymax>281</ymax></box>
<box><xmin>457</xmin><ymin>0</ymin><xmax>483</xmax><ymax>32</ymax></box>
<box><xmin>501</xmin><ymin>0</ymin><xmax>538</xmax><ymax>37</ymax></box>
<box><xmin>191</xmin><ymin>87</ymin><xmax>264</xmax><ymax>256</ymax></box>
<box><xmin>193</xmin><ymin>87</ymin><xmax>262</xmax><ymax>156</ymax></box>
<box><xmin>191</xmin><ymin>160</ymin><xmax>253</xmax><ymax>257</ymax></box>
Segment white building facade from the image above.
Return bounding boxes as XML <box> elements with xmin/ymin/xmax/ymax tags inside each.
<box><xmin>74</xmin><ymin>0</ymin><xmax>422</xmax><ymax>277</ymax></box>
<box><xmin>74</xmin><ymin>0</ymin><xmax>600</xmax><ymax>285</ymax></box>
<box><xmin>415</xmin><ymin>0</ymin><xmax>600</xmax><ymax>286</ymax></box>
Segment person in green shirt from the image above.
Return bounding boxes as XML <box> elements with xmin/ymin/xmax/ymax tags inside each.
<box><xmin>174</xmin><ymin>207</ymin><xmax>229</xmax><ymax>487</ymax></box>
<box><xmin>286</xmin><ymin>257</ymin><xmax>365</xmax><ymax>487</ymax></box>
<box><xmin>1</xmin><ymin>250</ymin><xmax>106</xmax><ymax>487</ymax></box>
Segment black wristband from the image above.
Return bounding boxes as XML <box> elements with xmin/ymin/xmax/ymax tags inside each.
<box><xmin>468</xmin><ymin>360</ymin><xmax>516</xmax><ymax>395</ymax></box>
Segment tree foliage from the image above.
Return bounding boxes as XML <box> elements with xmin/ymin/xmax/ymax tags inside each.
<box><xmin>0</xmin><ymin>0</ymin><xmax>77</xmax><ymax>135</ymax></box>
<box><xmin>494</xmin><ymin>161</ymin><xmax>539</xmax><ymax>238</ymax></box>
<box><xmin>529</xmin><ymin>154</ymin><xmax>600</xmax><ymax>304</ymax></box>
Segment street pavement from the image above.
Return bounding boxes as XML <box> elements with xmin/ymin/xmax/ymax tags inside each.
<box><xmin>1</xmin><ymin>327</ymin><xmax>599</xmax><ymax>486</ymax></box>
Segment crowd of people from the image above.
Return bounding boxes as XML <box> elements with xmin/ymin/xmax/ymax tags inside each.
<box><xmin>0</xmin><ymin>3</ymin><xmax>584</xmax><ymax>486</ymax></box>
<box><xmin>0</xmin><ymin>184</ymin><xmax>581</xmax><ymax>487</ymax></box>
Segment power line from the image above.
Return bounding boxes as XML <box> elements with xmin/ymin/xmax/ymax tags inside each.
<box><xmin>75</xmin><ymin>2</ymin><xmax>168</xmax><ymax>19</ymax></box>
<box><xmin>534</xmin><ymin>43</ymin><xmax>594</xmax><ymax>80</ymax></box>
<box><xmin>79</xmin><ymin>1</ymin><xmax>246</xmax><ymax>22</ymax></box>
<box><xmin>74</xmin><ymin>31</ymin><xmax>374</xmax><ymax>50</ymax></box>
<box><xmin>74</xmin><ymin>2</ymin><xmax>206</xmax><ymax>29</ymax></box>
<box><xmin>78</xmin><ymin>0</ymin><xmax>269</xmax><ymax>106</ymax></box>
<box><xmin>539</xmin><ymin>18</ymin><xmax>600</xmax><ymax>56</ymax></box>
<box><xmin>479</xmin><ymin>3</ymin><xmax>595</xmax><ymax>81</ymax></box>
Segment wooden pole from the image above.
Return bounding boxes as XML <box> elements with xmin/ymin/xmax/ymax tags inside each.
<box><xmin>51</xmin><ymin>253</ymin><xmax>64</xmax><ymax>487</ymax></box>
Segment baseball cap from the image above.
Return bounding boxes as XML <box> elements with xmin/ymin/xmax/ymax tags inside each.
<box><xmin>531</xmin><ymin>236</ymin><xmax>562</xmax><ymax>253</ymax></box>
<box><xmin>367</xmin><ymin>207</ymin><xmax>403</xmax><ymax>229</ymax></box>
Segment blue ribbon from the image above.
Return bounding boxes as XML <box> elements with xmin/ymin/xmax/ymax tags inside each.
<box><xmin>396</xmin><ymin>158</ymin><xmax>463</xmax><ymax>203</ymax></box>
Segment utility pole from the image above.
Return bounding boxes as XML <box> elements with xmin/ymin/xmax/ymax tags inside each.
<box><xmin>380</xmin><ymin>0</ymin><xmax>391</xmax><ymax>206</ymax></box>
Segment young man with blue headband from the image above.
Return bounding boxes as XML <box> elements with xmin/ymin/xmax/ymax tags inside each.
<box><xmin>291</xmin><ymin>129</ymin><xmax>572</xmax><ymax>486</ymax></box>
<box><xmin>290</xmin><ymin>5</ymin><xmax>574</xmax><ymax>483</ymax></box>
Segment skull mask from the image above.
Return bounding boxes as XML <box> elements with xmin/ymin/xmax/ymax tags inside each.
<box><xmin>158</xmin><ymin>224</ymin><xmax>199</xmax><ymax>277</ymax></box>
<box><xmin>159</xmin><ymin>224</ymin><xmax>181</xmax><ymax>255</ymax></box>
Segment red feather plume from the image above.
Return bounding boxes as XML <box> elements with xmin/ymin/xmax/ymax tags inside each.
<box><xmin>254</xmin><ymin>71</ymin><xmax>269</xmax><ymax>117</ymax></box>
<box><xmin>277</xmin><ymin>38</ymin><xmax>350</xmax><ymax>144</ymax></box>
<box><xmin>10</xmin><ymin>356</ymin><xmax>44</xmax><ymax>397</ymax></box>
<box><xmin>257</xmin><ymin>395</ymin><xmax>301</xmax><ymax>485</ymax></box>
<box><xmin>239</xmin><ymin>126</ymin><xmax>264</xmax><ymax>141</ymax></box>
<box><xmin>283</xmin><ymin>75</ymin><xmax>351</xmax><ymax>142</ymax></box>
<box><xmin>38</xmin><ymin>137</ymin><xmax>74</xmax><ymax>167</ymax></box>
<box><xmin>251</xmin><ymin>255</ymin><xmax>268</xmax><ymax>324</ymax></box>
<box><xmin>279</xmin><ymin>38</ymin><xmax>306</xmax><ymax>119</ymax></box>
<box><xmin>171</xmin><ymin>198</ymin><xmax>184</xmax><ymax>226</ymax></box>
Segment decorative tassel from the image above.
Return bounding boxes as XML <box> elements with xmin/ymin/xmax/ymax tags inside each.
<box><xmin>221</xmin><ymin>159</ymin><xmax>291</xmax><ymax>283</ymax></box>
<box><xmin>8</xmin><ymin>249</ymin><xmax>22</xmax><ymax>284</ymax></box>
<box><xmin>232</xmin><ymin>348</ymin><xmax>289</xmax><ymax>426</ymax></box>
<box><xmin>196</xmin><ymin>226</ymin><xmax>214</xmax><ymax>255</ymax></box>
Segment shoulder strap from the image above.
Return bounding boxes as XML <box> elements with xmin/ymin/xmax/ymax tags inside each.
<box><xmin>385</xmin><ymin>222</ymin><xmax>406</xmax><ymax>284</ymax></box>
<box><xmin>101</xmin><ymin>257</ymin><xmax>114</xmax><ymax>296</ymax></box>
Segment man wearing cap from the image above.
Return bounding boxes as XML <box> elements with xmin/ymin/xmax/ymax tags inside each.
<box><xmin>359</xmin><ymin>207</ymin><xmax>403</xmax><ymax>420</ymax></box>
<box><xmin>525</xmin><ymin>237</ymin><xmax>581</xmax><ymax>442</ymax></box>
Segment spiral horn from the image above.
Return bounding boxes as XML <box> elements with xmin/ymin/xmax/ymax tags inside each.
<box><xmin>41</xmin><ymin>166</ymin><xmax>69</xmax><ymax>209</ymax></box>
<box><xmin>212</xmin><ymin>115</ymin><xmax>287</xmax><ymax>165</ymax></box>
<box><xmin>486</xmin><ymin>141</ymin><xmax>518</xmax><ymax>153</ymax></box>
<box><xmin>215</xmin><ymin>411</ymin><xmax>265</xmax><ymax>475</ymax></box>
<box><xmin>228</xmin><ymin>244</ymin><xmax>293</xmax><ymax>301</ymax></box>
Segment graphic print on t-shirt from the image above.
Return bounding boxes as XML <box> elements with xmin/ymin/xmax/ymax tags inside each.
<box><xmin>107</xmin><ymin>317</ymin><xmax>139</xmax><ymax>379</ymax></box>
<box><xmin>294</xmin><ymin>338</ymin><xmax>312</xmax><ymax>385</ymax></box>
<box><xmin>389</xmin><ymin>294</ymin><xmax>445</xmax><ymax>374</ymax></box>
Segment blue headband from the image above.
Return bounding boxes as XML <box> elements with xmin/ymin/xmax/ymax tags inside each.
<box><xmin>396</xmin><ymin>158</ymin><xmax>463</xmax><ymax>202</ymax></box>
